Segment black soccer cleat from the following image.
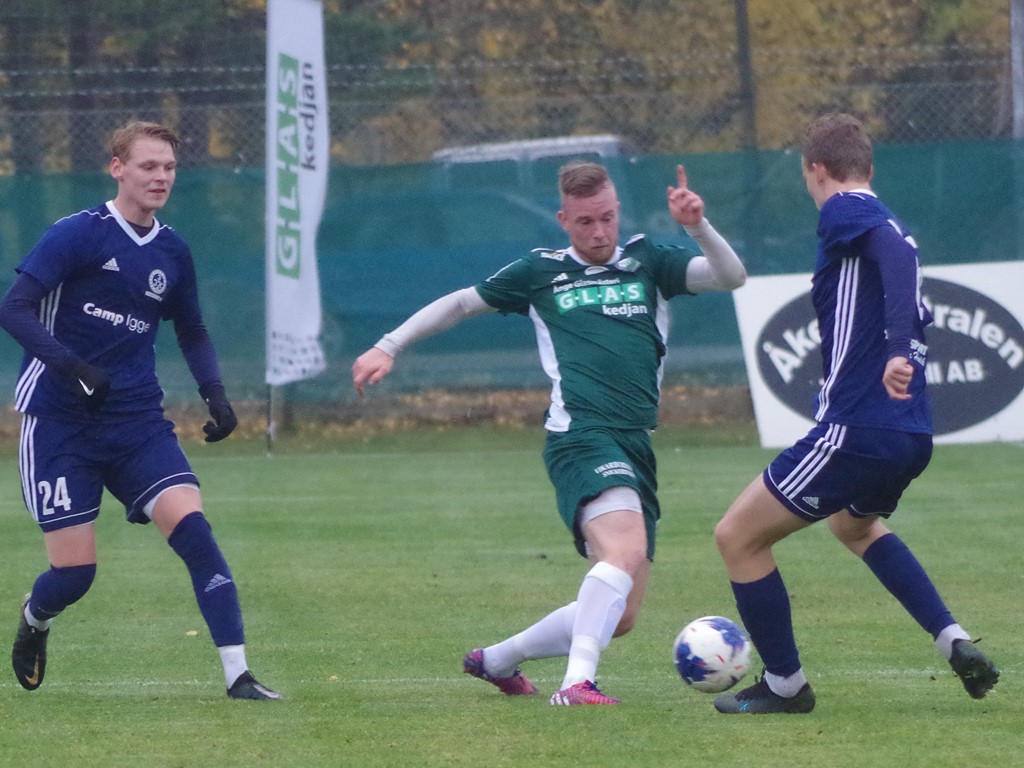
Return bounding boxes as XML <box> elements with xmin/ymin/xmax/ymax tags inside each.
<box><xmin>949</xmin><ymin>638</ymin><xmax>999</xmax><ymax>699</ymax></box>
<box><xmin>227</xmin><ymin>670</ymin><xmax>283</xmax><ymax>701</ymax></box>
<box><xmin>714</xmin><ymin>675</ymin><xmax>816</xmax><ymax>714</ymax></box>
<box><xmin>12</xmin><ymin>597</ymin><xmax>49</xmax><ymax>691</ymax></box>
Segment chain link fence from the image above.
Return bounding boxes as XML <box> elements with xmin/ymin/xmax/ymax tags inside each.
<box><xmin>0</xmin><ymin>5</ymin><xmax>1015</xmax><ymax>172</ymax></box>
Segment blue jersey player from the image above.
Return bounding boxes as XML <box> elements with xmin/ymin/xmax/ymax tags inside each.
<box><xmin>712</xmin><ymin>112</ymin><xmax>999</xmax><ymax>714</ymax></box>
<box><xmin>0</xmin><ymin>121</ymin><xmax>280</xmax><ymax>700</ymax></box>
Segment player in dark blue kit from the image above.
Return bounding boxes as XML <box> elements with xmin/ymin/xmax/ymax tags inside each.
<box><xmin>712</xmin><ymin>113</ymin><xmax>999</xmax><ymax>714</ymax></box>
<box><xmin>0</xmin><ymin>121</ymin><xmax>280</xmax><ymax>700</ymax></box>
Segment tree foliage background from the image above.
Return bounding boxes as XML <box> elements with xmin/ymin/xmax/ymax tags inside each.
<box><xmin>0</xmin><ymin>0</ymin><xmax>1015</xmax><ymax>172</ymax></box>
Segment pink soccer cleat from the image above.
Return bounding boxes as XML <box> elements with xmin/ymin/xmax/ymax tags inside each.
<box><xmin>462</xmin><ymin>648</ymin><xmax>538</xmax><ymax>696</ymax></box>
<box><xmin>548</xmin><ymin>680</ymin><xmax>620</xmax><ymax>706</ymax></box>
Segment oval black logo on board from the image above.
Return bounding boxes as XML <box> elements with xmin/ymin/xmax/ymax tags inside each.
<box><xmin>754</xmin><ymin>277</ymin><xmax>1024</xmax><ymax>435</ymax></box>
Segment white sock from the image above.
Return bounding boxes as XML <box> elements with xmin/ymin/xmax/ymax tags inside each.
<box><xmin>935</xmin><ymin>624</ymin><xmax>971</xmax><ymax>660</ymax></box>
<box><xmin>218</xmin><ymin>644</ymin><xmax>249</xmax><ymax>688</ymax></box>
<box><xmin>562</xmin><ymin>636</ymin><xmax>602</xmax><ymax>688</ymax></box>
<box><xmin>483</xmin><ymin>602</ymin><xmax>576</xmax><ymax>678</ymax></box>
<box><xmin>764</xmin><ymin>668</ymin><xmax>808</xmax><ymax>698</ymax></box>
<box><xmin>561</xmin><ymin>562</ymin><xmax>633</xmax><ymax>689</ymax></box>
<box><xmin>24</xmin><ymin>604</ymin><xmax>51</xmax><ymax>631</ymax></box>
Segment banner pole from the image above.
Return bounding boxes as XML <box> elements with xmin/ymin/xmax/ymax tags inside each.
<box><xmin>266</xmin><ymin>384</ymin><xmax>275</xmax><ymax>456</ymax></box>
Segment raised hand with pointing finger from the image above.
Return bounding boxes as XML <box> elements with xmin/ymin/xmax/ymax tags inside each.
<box><xmin>667</xmin><ymin>164</ymin><xmax>705</xmax><ymax>227</ymax></box>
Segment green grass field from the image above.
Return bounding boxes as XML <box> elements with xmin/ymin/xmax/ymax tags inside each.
<box><xmin>0</xmin><ymin>425</ymin><xmax>1019</xmax><ymax>767</ymax></box>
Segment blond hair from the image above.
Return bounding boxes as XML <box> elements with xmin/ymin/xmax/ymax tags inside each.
<box><xmin>109</xmin><ymin>121</ymin><xmax>180</xmax><ymax>161</ymax></box>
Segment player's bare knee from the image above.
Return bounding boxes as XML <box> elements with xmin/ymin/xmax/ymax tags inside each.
<box><xmin>714</xmin><ymin>517</ymin><xmax>741</xmax><ymax>559</ymax></box>
<box><xmin>828</xmin><ymin>512</ymin><xmax>886</xmax><ymax>556</ymax></box>
<box><xmin>715</xmin><ymin>518</ymin><xmax>768</xmax><ymax>570</ymax></box>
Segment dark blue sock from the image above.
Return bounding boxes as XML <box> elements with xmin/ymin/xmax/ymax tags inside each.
<box><xmin>167</xmin><ymin>512</ymin><xmax>245</xmax><ymax>647</ymax></box>
<box><xmin>30</xmin><ymin>564</ymin><xmax>96</xmax><ymax>620</ymax></box>
<box><xmin>862</xmin><ymin>533</ymin><xmax>954</xmax><ymax>638</ymax></box>
<box><xmin>732</xmin><ymin>569</ymin><xmax>801</xmax><ymax>677</ymax></box>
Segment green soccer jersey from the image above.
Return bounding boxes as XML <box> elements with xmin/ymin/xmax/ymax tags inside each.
<box><xmin>475</xmin><ymin>234</ymin><xmax>699</xmax><ymax>432</ymax></box>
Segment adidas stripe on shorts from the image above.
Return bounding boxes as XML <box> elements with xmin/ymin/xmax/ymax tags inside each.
<box><xmin>763</xmin><ymin>421</ymin><xmax>932</xmax><ymax>522</ymax></box>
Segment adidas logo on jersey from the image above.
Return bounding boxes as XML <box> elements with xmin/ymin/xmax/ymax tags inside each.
<box><xmin>551</xmin><ymin>272</ymin><xmax>570</xmax><ymax>284</ymax></box>
<box><xmin>801</xmin><ymin>496</ymin><xmax>821</xmax><ymax>510</ymax></box>
<box><xmin>102</xmin><ymin>258</ymin><xmax>120</xmax><ymax>271</ymax></box>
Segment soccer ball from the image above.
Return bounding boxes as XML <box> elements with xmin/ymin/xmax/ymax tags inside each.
<box><xmin>673</xmin><ymin>615</ymin><xmax>752</xmax><ymax>693</ymax></box>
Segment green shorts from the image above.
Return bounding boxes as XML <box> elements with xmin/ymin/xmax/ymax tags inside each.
<box><xmin>543</xmin><ymin>426</ymin><xmax>660</xmax><ymax>561</ymax></box>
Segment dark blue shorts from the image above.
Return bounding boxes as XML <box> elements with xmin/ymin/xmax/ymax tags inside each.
<box><xmin>18</xmin><ymin>413</ymin><xmax>198</xmax><ymax>532</ymax></box>
<box><xmin>764</xmin><ymin>422</ymin><xmax>932</xmax><ymax>522</ymax></box>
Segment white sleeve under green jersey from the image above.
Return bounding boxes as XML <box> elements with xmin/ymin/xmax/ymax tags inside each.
<box><xmin>475</xmin><ymin>234</ymin><xmax>699</xmax><ymax>432</ymax></box>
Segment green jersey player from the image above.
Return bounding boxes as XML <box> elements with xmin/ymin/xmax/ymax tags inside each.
<box><xmin>353</xmin><ymin>162</ymin><xmax>746</xmax><ymax>705</ymax></box>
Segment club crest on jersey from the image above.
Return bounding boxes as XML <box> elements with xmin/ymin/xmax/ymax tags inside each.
<box><xmin>146</xmin><ymin>269</ymin><xmax>167</xmax><ymax>301</ymax></box>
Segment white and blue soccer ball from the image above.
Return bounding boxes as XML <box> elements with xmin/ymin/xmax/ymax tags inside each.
<box><xmin>673</xmin><ymin>615</ymin><xmax>752</xmax><ymax>693</ymax></box>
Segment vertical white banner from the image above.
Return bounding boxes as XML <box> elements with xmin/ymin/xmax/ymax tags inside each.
<box><xmin>265</xmin><ymin>0</ymin><xmax>328</xmax><ymax>386</ymax></box>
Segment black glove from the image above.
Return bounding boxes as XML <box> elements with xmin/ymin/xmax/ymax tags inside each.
<box><xmin>68</xmin><ymin>360</ymin><xmax>111</xmax><ymax>411</ymax></box>
<box><xmin>200</xmin><ymin>384</ymin><xmax>238</xmax><ymax>442</ymax></box>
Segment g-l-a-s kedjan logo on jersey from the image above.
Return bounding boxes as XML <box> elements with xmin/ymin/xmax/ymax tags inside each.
<box><xmin>554</xmin><ymin>281</ymin><xmax>646</xmax><ymax>314</ymax></box>
<box><xmin>755</xmin><ymin>277</ymin><xmax>1024</xmax><ymax>435</ymax></box>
